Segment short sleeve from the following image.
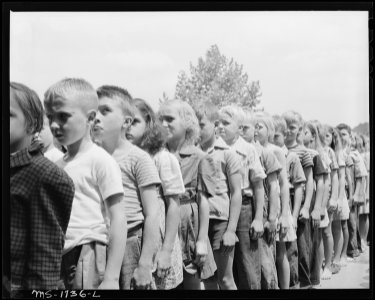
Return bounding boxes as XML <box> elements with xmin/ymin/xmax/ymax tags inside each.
<box><xmin>224</xmin><ymin>149</ymin><xmax>241</xmax><ymax>177</ymax></box>
<box><xmin>263</xmin><ymin>148</ymin><xmax>282</xmax><ymax>175</ymax></box>
<box><xmin>345</xmin><ymin>155</ymin><xmax>354</xmax><ymax>167</ymax></box>
<box><xmin>313</xmin><ymin>154</ymin><xmax>327</xmax><ymax>176</ymax></box>
<box><xmin>95</xmin><ymin>152</ymin><xmax>125</xmax><ymax>201</ymax></box>
<box><xmin>134</xmin><ymin>151</ymin><xmax>161</xmax><ymax>188</ymax></box>
<box><xmin>155</xmin><ymin>151</ymin><xmax>185</xmax><ymax>196</ymax></box>
<box><xmin>290</xmin><ymin>155</ymin><xmax>306</xmax><ymax>185</ymax></box>
<box><xmin>301</xmin><ymin>151</ymin><xmax>314</xmax><ymax>169</ymax></box>
<box><xmin>249</xmin><ymin>145</ymin><xmax>267</xmax><ymax>183</ymax></box>
<box><xmin>336</xmin><ymin>151</ymin><xmax>346</xmax><ymax>168</ymax></box>
<box><xmin>352</xmin><ymin>154</ymin><xmax>368</xmax><ymax>178</ymax></box>
<box><xmin>198</xmin><ymin>154</ymin><xmax>217</xmax><ymax>197</ymax></box>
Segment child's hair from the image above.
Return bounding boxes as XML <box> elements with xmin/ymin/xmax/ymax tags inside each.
<box><xmin>97</xmin><ymin>85</ymin><xmax>135</xmax><ymax>117</ymax></box>
<box><xmin>273</xmin><ymin>115</ymin><xmax>287</xmax><ymax>134</ymax></box>
<box><xmin>159</xmin><ymin>99</ymin><xmax>199</xmax><ymax>145</ymax></box>
<box><xmin>44</xmin><ymin>78</ymin><xmax>99</xmax><ymax>112</ymax></box>
<box><xmin>133</xmin><ymin>98</ymin><xmax>166</xmax><ymax>156</ymax></box>
<box><xmin>311</xmin><ymin>120</ymin><xmax>327</xmax><ymax>147</ymax></box>
<box><xmin>336</xmin><ymin>123</ymin><xmax>352</xmax><ymax>135</ymax></box>
<box><xmin>305</xmin><ymin>121</ymin><xmax>325</xmax><ymax>160</ymax></box>
<box><xmin>281</xmin><ymin>110</ymin><xmax>304</xmax><ymax>129</ymax></box>
<box><xmin>326</xmin><ymin>125</ymin><xmax>343</xmax><ymax>157</ymax></box>
<box><xmin>352</xmin><ymin>133</ymin><xmax>365</xmax><ymax>153</ymax></box>
<box><xmin>10</xmin><ymin>82</ymin><xmax>44</xmax><ymax>135</ymax></box>
<box><xmin>219</xmin><ymin>105</ymin><xmax>246</xmax><ymax>127</ymax></box>
<box><xmin>194</xmin><ymin>101</ymin><xmax>219</xmax><ymax>123</ymax></box>
<box><xmin>253</xmin><ymin>111</ymin><xmax>275</xmax><ymax>142</ymax></box>
<box><xmin>243</xmin><ymin>109</ymin><xmax>255</xmax><ymax>125</ymax></box>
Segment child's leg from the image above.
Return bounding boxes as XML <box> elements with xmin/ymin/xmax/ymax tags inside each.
<box><xmin>297</xmin><ymin>219</ymin><xmax>312</xmax><ymax>288</ymax></box>
<box><xmin>340</xmin><ymin>220</ymin><xmax>349</xmax><ymax>263</ymax></box>
<box><xmin>213</xmin><ymin>249</ymin><xmax>237</xmax><ymax>289</ymax></box>
<box><xmin>310</xmin><ymin>226</ymin><xmax>323</xmax><ymax>287</ymax></box>
<box><xmin>260</xmin><ymin>237</ymin><xmax>278</xmax><ymax>289</ymax></box>
<box><xmin>347</xmin><ymin>205</ymin><xmax>359</xmax><ymax>257</ymax></box>
<box><xmin>276</xmin><ymin>241</ymin><xmax>290</xmax><ymax>289</ymax></box>
<box><xmin>183</xmin><ymin>271</ymin><xmax>201</xmax><ymax>290</ymax></box>
<box><xmin>332</xmin><ymin>220</ymin><xmax>343</xmax><ymax>264</ymax></box>
<box><xmin>286</xmin><ymin>240</ymin><xmax>299</xmax><ymax>288</ymax></box>
<box><xmin>359</xmin><ymin>214</ymin><xmax>369</xmax><ymax>246</ymax></box>
<box><xmin>321</xmin><ymin>222</ymin><xmax>334</xmax><ymax>279</ymax></box>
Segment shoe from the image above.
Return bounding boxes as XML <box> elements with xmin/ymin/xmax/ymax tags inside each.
<box><xmin>330</xmin><ymin>263</ymin><xmax>341</xmax><ymax>274</ymax></box>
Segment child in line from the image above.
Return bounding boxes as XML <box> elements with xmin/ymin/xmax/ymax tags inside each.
<box><xmin>44</xmin><ymin>78</ymin><xmax>127</xmax><ymax>289</ymax></box>
<box><xmin>273</xmin><ymin>115</ymin><xmax>306</xmax><ymax>289</ymax></box>
<box><xmin>126</xmin><ymin>98</ymin><xmax>185</xmax><ymax>290</ymax></box>
<box><xmin>242</xmin><ymin>110</ymin><xmax>281</xmax><ymax>290</ymax></box>
<box><xmin>303</xmin><ymin>121</ymin><xmax>329</xmax><ymax>288</ymax></box>
<box><xmin>10</xmin><ymin>82</ymin><xmax>75</xmax><ymax>291</ymax></box>
<box><xmin>217</xmin><ymin>105</ymin><xmax>266</xmax><ymax>290</ymax></box>
<box><xmin>92</xmin><ymin>86</ymin><xmax>161</xmax><ymax>290</ymax></box>
<box><xmin>193</xmin><ymin>102</ymin><xmax>242</xmax><ymax>290</ymax></box>
<box><xmin>159</xmin><ymin>100</ymin><xmax>217</xmax><ymax>290</ymax></box>
<box><xmin>254</xmin><ymin>112</ymin><xmax>295</xmax><ymax>289</ymax></box>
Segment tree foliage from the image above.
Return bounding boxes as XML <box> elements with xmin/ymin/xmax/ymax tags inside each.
<box><xmin>174</xmin><ymin>45</ymin><xmax>262</xmax><ymax>109</ymax></box>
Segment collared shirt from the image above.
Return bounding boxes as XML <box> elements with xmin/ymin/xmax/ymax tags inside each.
<box><xmin>10</xmin><ymin>141</ymin><xmax>75</xmax><ymax>289</ymax></box>
<box><xmin>202</xmin><ymin>137</ymin><xmax>241</xmax><ymax>220</ymax></box>
<box><xmin>230</xmin><ymin>136</ymin><xmax>266</xmax><ymax>196</ymax></box>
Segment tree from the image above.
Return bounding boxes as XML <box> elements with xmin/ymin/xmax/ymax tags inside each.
<box><xmin>174</xmin><ymin>45</ymin><xmax>262</xmax><ymax>109</ymax></box>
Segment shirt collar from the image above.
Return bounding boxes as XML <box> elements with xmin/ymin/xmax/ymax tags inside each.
<box><xmin>213</xmin><ymin>136</ymin><xmax>229</xmax><ymax>150</ymax></box>
<box><xmin>178</xmin><ymin>144</ymin><xmax>197</xmax><ymax>156</ymax></box>
<box><xmin>10</xmin><ymin>140</ymin><xmax>44</xmax><ymax>168</ymax></box>
<box><xmin>232</xmin><ymin>136</ymin><xmax>248</xmax><ymax>156</ymax></box>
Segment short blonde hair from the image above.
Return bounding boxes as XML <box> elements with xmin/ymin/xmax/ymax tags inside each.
<box><xmin>282</xmin><ymin>110</ymin><xmax>304</xmax><ymax>129</ymax></box>
<box><xmin>253</xmin><ymin>111</ymin><xmax>275</xmax><ymax>142</ymax></box>
<box><xmin>159</xmin><ymin>99</ymin><xmax>199</xmax><ymax>145</ymax></box>
<box><xmin>273</xmin><ymin>115</ymin><xmax>287</xmax><ymax>134</ymax></box>
<box><xmin>219</xmin><ymin>105</ymin><xmax>246</xmax><ymax>126</ymax></box>
<box><xmin>44</xmin><ymin>78</ymin><xmax>98</xmax><ymax>113</ymax></box>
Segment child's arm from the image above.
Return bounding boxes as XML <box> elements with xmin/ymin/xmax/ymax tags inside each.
<box><xmin>328</xmin><ymin>169</ymin><xmax>339</xmax><ymax>212</ymax></box>
<box><xmin>195</xmin><ymin>191</ymin><xmax>210</xmax><ymax>266</ymax></box>
<box><xmin>99</xmin><ymin>193</ymin><xmax>127</xmax><ymax>289</ymax></box>
<box><xmin>320</xmin><ymin>173</ymin><xmax>330</xmax><ymax>216</ymax></box>
<box><xmin>265</xmin><ymin>171</ymin><xmax>279</xmax><ymax>243</ymax></box>
<box><xmin>353</xmin><ymin>177</ymin><xmax>365</xmax><ymax>204</ymax></box>
<box><xmin>222</xmin><ymin>172</ymin><xmax>242</xmax><ymax>252</ymax></box>
<box><xmin>347</xmin><ymin>165</ymin><xmax>354</xmax><ymax>208</ymax></box>
<box><xmin>337</xmin><ymin>166</ymin><xmax>346</xmax><ymax>212</ymax></box>
<box><xmin>299</xmin><ymin>166</ymin><xmax>313</xmax><ymax>221</ymax></box>
<box><xmin>292</xmin><ymin>182</ymin><xmax>304</xmax><ymax>228</ymax></box>
<box><xmin>311</xmin><ymin>174</ymin><xmax>324</xmax><ymax>228</ymax></box>
<box><xmin>133</xmin><ymin>185</ymin><xmax>160</xmax><ymax>289</ymax></box>
<box><xmin>155</xmin><ymin>195</ymin><xmax>180</xmax><ymax>278</ymax></box>
<box><xmin>251</xmin><ymin>179</ymin><xmax>265</xmax><ymax>239</ymax></box>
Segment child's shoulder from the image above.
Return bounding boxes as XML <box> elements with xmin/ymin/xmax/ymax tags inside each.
<box><xmin>32</xmin><ymin>153</ymin><xmax>73</xmax><ymax>184</ymax></box>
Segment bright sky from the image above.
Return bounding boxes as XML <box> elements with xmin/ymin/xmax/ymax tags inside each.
<box><xmin>10</xmin><ymin>11</ymin><xmax>369</xmax><ymax>128</ymax></box>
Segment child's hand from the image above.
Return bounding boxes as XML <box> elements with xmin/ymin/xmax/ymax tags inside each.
<box><xmin>155</xmin><ymin>249</ymin><xmax>172</xmax><ymax>278</ymax></box>
<box><xmin>97</xmin><ymin>278</ymin><xmax>119</xmax><ymax>290</ymax></box>
<box><xmin>278</xmin><ymin>214</ymin><xmax>290</xmax><ymax>239</ymax></box>
<box><xmin>337</xmin><ymin>198</ymin><xmax>343</xmax><ymax>213</ymax></box>
<box><xmin>194</xmin><ymin>239</ymin><xmax>208</xmax><ymax>267</ymax></box>
<box><xmin>292</xmin><ymin>216</ymin><xmax>298</xmax><ymax>231</ymax></box>
<box><xmin>328</xmin><ymin>198</ymin><xmax>338</xmax><ymax>213</ymax></box>
<box><xmin>311</xmin><ymin>209</ymin><xmax>321</xmax><ymax>228</ymax></box>
<box><xmin>221</xmin><ymin>230</ymin><xmax>236</xmax><ymax>255</ymax></box>
<box><xmin>298</xmin><ymin>207</ymin><xmax>310</xmax><ymax>222</ymax></box>
<box><xmin>348</xmin><ymin>197</ymin><xmax>354</xmax><ymax>209</ymax></box>
<box><xmin>263</xmin><ymin>219</ymin><xmax>277</xmax><ymax>244</ymax></box>
<box><xmin>131</xmin><ymin>265</ymin><xmax>153</xmax><ymax>290</ymax></box>
<box><xmin>250</xmin><ymin>219</ymin><xmax>264</xmax><ymax>240</ymax></box>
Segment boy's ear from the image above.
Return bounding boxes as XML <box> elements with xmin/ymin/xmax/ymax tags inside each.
<box><xmin>122</xmin><ymin>116</ymin><xmax>133</xmax><ymax>129</ymax></box>
<box><xmin>87</xmin><ymin>110</ymin><xmax>97</xmax><ymax>123</ymax></box>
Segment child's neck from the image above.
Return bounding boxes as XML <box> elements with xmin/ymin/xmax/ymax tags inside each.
<box><xmin>200</xmin><ymin>132</ymin><xmax>216</xmax><ymax>152</ymax></box>
<box><xmin>285</xmin><ymin>139</ymin><xmax>297</xmax><ymax>149</ymax></box>
<box><xmin>112</xmin><ymin>138</ymin><xmax>133</xmax><ymax>156</ymax></box>
<box><xmin>66</xmin><ymin>135</ymin><xmax>92</xmax><ymax>158</ymax></box>
<box><xmin>167</xmin><ymin>137</ymin><xmax>187</xmax><ymax>154</ymax></box>
<box><xmin>225</xmin><ymin>134</ymin><xmax>239</xmax><ymax>147</ymax></box>
<box><xmin>102</xmin><ymin>133</ymin><xmax>126</xmax><ymax>155</ymax></box>
<box><xmin>10</xmin><ymin>136</ymin><xmax>33</xmax><ymax>155</ymax></box>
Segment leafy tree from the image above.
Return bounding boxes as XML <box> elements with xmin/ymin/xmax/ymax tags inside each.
<box><xmin>174</xmin><ymin>45</ymin><xmax>262</xmax><ymax>109</ymax></box>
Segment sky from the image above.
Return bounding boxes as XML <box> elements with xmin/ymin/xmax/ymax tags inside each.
<box><xmin>10</xmin><ymin>11</ymin><xmax>369</xmax><ymax>128</ymax></box>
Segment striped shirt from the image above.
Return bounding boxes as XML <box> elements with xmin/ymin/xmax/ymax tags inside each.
<box><xmin>287</xmin><ymin>144</ymin><xmax>314</xmax><ymax>169</ymax></box>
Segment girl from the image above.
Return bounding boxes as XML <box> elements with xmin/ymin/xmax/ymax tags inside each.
<box><xmin>254</xmin><ymin>112</ymin><xmax>295</xmax><ymax>289</ymax></box>
<box><xmin>126</xmin><ymin>98</ymin><xmax>185</xmax><ymax>290</ymax></box>
<box><xmin>158</xmin><ymin>99</ymin><xmax>217</xmax><ymax>289</ymax></box>
<box><xmin>303</xmin><ymin>121</ymin><xmax>329</xmax><ymax>287</ymax></box>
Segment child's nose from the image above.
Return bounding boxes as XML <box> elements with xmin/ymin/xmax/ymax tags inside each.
<box><xmin>50</xmin><ymin>120</ymin><xmax>59</xmax><ymax>130</ymax></box>
<box><xmin>162</xmin><ymin>119</ymin><xmax>168</xmax><ymax>127</ymax></box>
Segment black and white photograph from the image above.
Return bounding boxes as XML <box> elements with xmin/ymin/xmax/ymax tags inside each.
<box><xmin>4</xmin><ymin>2</ymin><xmax>372</xmax><ymax>297</ymax></box>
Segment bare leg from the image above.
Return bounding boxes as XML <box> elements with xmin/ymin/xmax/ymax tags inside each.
<box><xmin>332</xmin><ymin>220</ymin><xmax>343</xmax><ymax>264</ymax></box>
<box><xmin>183</xmin><ymin>271</ymin><xmax>201</xmax><ymax>290</ymax></box>
<box><xmin>322</xmin><ymin>222</ymin><xmax>333</xmax><ymax>279</ymax></box>
<box><xmin>276</xmin><ymin>242</ymin><xmax>290</xmax><ymax>289</ymax></box>
<box><xmin>340</xmin><ymin>220</ymin><xmax>349</xmax><ymax>266</ymax></box>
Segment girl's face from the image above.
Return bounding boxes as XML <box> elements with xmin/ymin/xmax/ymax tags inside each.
<box><xmin>10</xmin><ymin>89</ymin><xmax>29</xmax><ymax>153</ymax></box>
<box><xmin>303</xmin><ymin>127</ymin><xmax>313</xmax><ymax>148</ymax></box>
<box><xmin>216</xmin><ymin>113</ymin><xmax>239</xmax><ymax>145</ymax></box>
<box><xmin>254</xmin><ymin>121</ymin><xmax>268</xmax><ymax>146</ymax></box>
<box><xmin>159</xmin><ymin>104</ymin><xmax>186</xmax><ymax>143</ymax></box>
<box><xmin>339</xmin><ymin>129</ymin><xmax>351</xmax><ymax>147</ymax></box>
<box><xmin>325</xmin><ymin>131</ymin><xmax>333</xmax><ymax>147</ymax></box>
<box><xmin>285</xmin><ymin>122</ymin><xmax>299</xmax><ymax>144</ymax></box>
<box><xmin>126</xmin><ymin>108</ymin><xmax>147</xmax><ymax>146</ymax></box>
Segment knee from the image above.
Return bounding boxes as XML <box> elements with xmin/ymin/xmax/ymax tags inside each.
<box><xmin>218</xmin><ymin>274</ymin><xmax>235</xmax><ymax>289</ymax></box>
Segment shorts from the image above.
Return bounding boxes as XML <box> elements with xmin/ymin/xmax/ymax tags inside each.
<box><xmin>333</xmin><ymin>198</ymin><xmax>350</xmax><ymax>221</ymax></box>
<box><xmin>276</xmin><ymin>210</ymin><xmax>297</xmax><ymax>242</ymax></box>
<box><xmin>358</xmin><ymin>198</ymin><xmax>370</xmax><ymax>215</ymax></box>
<box><xmin>208</xmin><ymin>219</ymin><xmax>231</xmax><ymax>251</ymax></box>
<box><xmin>319</xmin><ymin>208</ymin><xmax>329</xmax><ymax>228</ymax></box>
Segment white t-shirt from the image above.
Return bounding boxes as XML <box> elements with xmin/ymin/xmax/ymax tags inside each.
<box><xmin>44</xmin><ymin>147</ymin><xmax>64</xmax><ymax>162</ymax></box>
<box><xmin>55</xmin><ymin>143</ymin><xmax>124</xmax><ymax>254</ymax></box>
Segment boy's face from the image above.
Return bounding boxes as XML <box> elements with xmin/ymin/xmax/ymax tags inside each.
<box><xmin>10</xmin><ymin>89</ymin><xmax>29</xmax><ymax>152</ymax></box>
<box><xmin>285</xmin><ymin>121</ymin><xmax>300</xmax><ymax>144</ymax></box>
<box><xmin>92</xmin><ymin>96</ymin><xmax>128</xmax><ymax>146</ymax></box>
<box><xmin>198</xmin><ymin>115</ymin><xmax>215</xmax><ymax>145</ymax></box>
<box><xmin>45</xmin><ymin>96</ymin><xmax>90</xmax><ymax>147</ymax></box>
<box><xmin>216</xmin><ymin>112</ymin><xmax>239</xmax><ymax>144</ymax></box>
<box><xmin>339</xmin><ymin>128</ymin><xmax>351</xmax><ymax>147</ymax></box>
<box><xmin>241</xmin><ymin>122</ymin><xmax>254</xmax><ymax>143</ymax></box>
<box><xmin>303</xmin><ymin>127</ymin><xmax>313</xmax><ymax>148</ymax></box>
<box><xmin>274</xmin><ymin>130</ymin><xmax>285</xmax><ymax>147</ymax></box>
<box><xmin>126</xmin><ymin>108</ymin><xmax>146</xmax><ymax>146</ymax></box>
<box><xmin>254</xmin><ymin>121</ymin><xmax>268</xmax><ymax>146</ymax></box>
<box><xmin>159</xmin><ymin>104</ymin><xmax>186</xmax><ymax>143</ymax></box>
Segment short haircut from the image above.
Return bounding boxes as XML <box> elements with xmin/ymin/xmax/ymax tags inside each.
<box><xmin>44</xmin><ymin>78</ymin><xmax>99</xmax><ymax>113</ymax></box>
<box><xmin>96</xmin><ymin>85</ymin><xmax>135</xmax><ymax>117</ymax></box>
<box><xmin>194</xmin><ymin>101</ymin><xmax>219</xmax><ymax>122</ymax></box>
<box><xmin>273</xmin><ymin>115</ymin><xmax>287</xmax><ymax>134</ymax></box>
<box><xmin>282</xmin><ymin>110</ymin><xmax>304</xmax><ymax>129</ymax></box>
<box><xmin>243</xmin><ymin>109</ymin><xmax>255</xmax><ymax>126</ymax></box>
<box><xmin>10</xmin><ymin>82</ymin><xmax>44</xmax><ymax>134</ymax></box>
<box><xmin>336</xmin><ymin>123</ymin><xmax>351</xmax><ymax>135</ymax></box>
<box><xmin>219</xmin><ymin>105</ymin><xmax>246</xmax><ymax>126</ymax></box>
<box><xmin>133</xmin><ymin>98</ymin><xmax>166</xmax><ymax>156</ymax></box>
<box><xmin>159</xmin><ymin>99</ymin><xmax>199</xmax><ymax>145</ymax></box>
<box><xmin>253</xmin><ymin>111</ymin><xmax>275</xmax><ymax>142</ymax></box>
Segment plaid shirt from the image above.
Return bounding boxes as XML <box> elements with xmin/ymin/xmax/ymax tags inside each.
<box><xmin>10</xmin><ymin>141</ymin><xmax>74</xmax><ymax>290</ymax></box>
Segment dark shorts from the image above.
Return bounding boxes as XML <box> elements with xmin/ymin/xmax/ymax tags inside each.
<box><xmin>208</xmin><ymin>219</ymin><xmax>229</xmax><ymax>251</ymax></box>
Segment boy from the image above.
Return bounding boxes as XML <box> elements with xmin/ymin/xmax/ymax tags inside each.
<box><xmin>217</xmin><ymin>105</ymin><xmax>267</xmax><ymax>290</ymax></box>
<box><xmin>44</xmin><ymin>78</ymin><xmax>127</xmax><ymax>289</ymax></box>
<box><xmin>194</xmin><ymin>102</ymin><xmax>242</xmax><ymax>290</ymax></box>
<box><xmin>10</xmin><ymin>82</ymin><xmax>75</xmax><ymax>290</ymax></box>
<box><xmin>273</xmin><ymin>115</ymin><xmax>306</xmax><ymax>288</ymax></box>
<box><xmin>92</xmin><ymin>85</ymin><xmax>161</xmax><ymax>290</ymax></box>
<box><xmin>281</xmin><ymin>111</ymin><xmax>316</xmax><ymax>288</ymax></box>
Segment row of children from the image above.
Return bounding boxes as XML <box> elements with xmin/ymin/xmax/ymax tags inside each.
<box><xmin>9</xmin><ymin>78</ymin><xmax>370</xmax><ymax>291</ymax></box>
